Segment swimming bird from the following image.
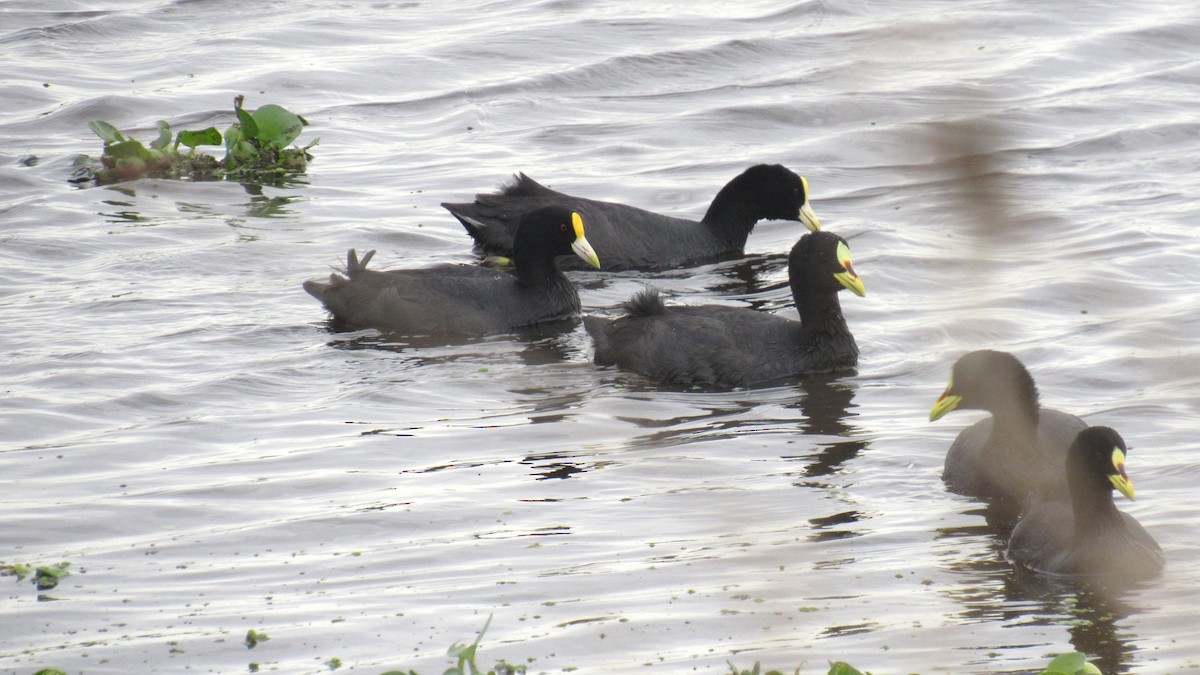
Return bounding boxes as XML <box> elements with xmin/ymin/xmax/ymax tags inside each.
<box><xmin>929</xmin><ymin>350</ymin><xmax>1088</xmax><ymax>519</ymax></box>
<box><xmin>442</xmin><ymin>164</ymin><xmax>820</xmax><ymax>271</ymax></box>
<box><xmin>303</xmin><ymin>206</ymin><xmax>600</xmax><ymax>336</ymax></box>
<box><xmin>1007</xmin><ymin>426</ymin><xmax>1164</xmax><ymax>579</ymax></box>
<box><xmin>584</xmin><ymin>230</ymin><xmax>864</xmax><ymax>388</ymax></box>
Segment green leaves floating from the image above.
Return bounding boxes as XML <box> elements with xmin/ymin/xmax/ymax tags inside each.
<box><xmin>1041</xmin><ymin>652</ymin><xmax>1103</xmax><ymax>675</ymax></box>
<box><xmin>2</xmin><ymin>561</ymin><xmax>72</xmax><ymax>591</ymax></box>
<box><xmin>177</xmin><ymin>127</ymin><xmax>223</xmax><ymax>151</ymax></box>
<box><xmin>78</xmin><ymin>96</ymin><xmax>317</xmax><ymax>186</ymax></box>
<box><xmin>245</xmin><ymin>629</ymin><xmax>271</xmax><ymax>649</ymax></box>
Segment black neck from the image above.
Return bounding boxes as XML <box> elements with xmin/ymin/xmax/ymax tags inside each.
<box><xmin>513</xmin><ymin>251</ymin><xmax>564</xmax><ymax>288</ymax></box>
<box><xmin>1071</xmin><ymin>483</ymin><xmax>1125</xmax><ymax>544</ymax></box>
<box><xmin>795</xmin><ymin>289</ymin><xmax>857</xmax><ymax>359</ymax></box>
<box><xmin>700</xmin><ymin>193</ymin><xmax>760</xmax><ymax>246</ymax></box>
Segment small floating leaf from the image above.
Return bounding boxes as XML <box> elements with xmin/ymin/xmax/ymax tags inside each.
<box><xmin>88</xmin><ymin>119</ymin><xmax>126</xmax><ymax>144</ymax></box>
<box><xmin>177</xmin><ymin>127</ymin><xmax>223</xmax><ymax>150</ymax></box>
<box><xmin>151</xmin><ymin>120</ymin><xmax>173</xmax><ymax>150</ymax></box>
<box><xmin>827</xmin><ymin>662</ymin><xmax>865</xmax><ymax>675</ymax></box>
<box><xmin>236</xmin><ymin>104</ymin><xmax>259</xmax><ymax>139</ymax></box>
<box><xmin>245</xmin><ymin>628</ymin><xmax>270</xmax><ymax>649</ymax></box>
<box><xmin>251</xmin><ymin>104</ymin><xmax>307</xmax><ymax>149</ymax></box>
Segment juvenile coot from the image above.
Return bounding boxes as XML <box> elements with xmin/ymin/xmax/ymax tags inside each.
<box><xmin>303</xmin><ymin>206</ymin><xmax>600</xmax><ymax>336</ymax></box>
<box><xmin>442</xmin><ymin>164</ymin><xmax>820</xmax><ymax>271</ymax></box>
<box><xmin>929</xmin><ymin>350</ymin><xmax>1088</xmax><ymax>519</ymax></box>
<box><xmin>584</xmin><ymin>230</ymin><xmax>864</xmax><ymax>388</ymax></box>
<box><xmin>1007</xmin><ymin>426</ymin><xmax>1164</xmax><ymax>579</ymax></box>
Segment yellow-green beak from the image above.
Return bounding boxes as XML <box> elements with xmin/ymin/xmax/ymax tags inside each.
<box><xmin>569</xmin><ymin>211</ymin><xmax>601</xmax><ymax>269</ymax></box>
<box><xmin>800</xmin><ymin>200</ymin><xmax>821</xmax><ymax>232</ymax></box>
<box><xmin>1109</xmin><ymin>447</ymin><xmax>1136</xmax><ymax>500</ymax></box>
<box><xmin>929</xmin><ymin>390</ymin><xmax>961</xmax><ymax>422</ymax></box>
<box><xmin>799</xmin><ymin>176</ymin><xmax>820</xmax><ymax>231</ymax></box>
<box><xmin>833</xmin><ymin>241</ymin><xmax>865</xmax><ymax>297</ymax></box>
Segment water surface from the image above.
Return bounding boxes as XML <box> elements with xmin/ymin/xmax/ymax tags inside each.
<box><xmin>2</xmin><ymin>1</ymin><xmax>1200</xmax><ymax>673</ymax></box>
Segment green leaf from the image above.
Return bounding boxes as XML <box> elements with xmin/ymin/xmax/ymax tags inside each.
<box><xmin>1043</xmin><ymin>652</ymin><xmax>1087</xmax><ymax>674</ymax></box>
<box><xmin>177</xmin><ymin>127</ymin><xmax>222</xmax><ymax>150</ymax></box>
<box><xmin>236</xmin><ymin>105</ymin><xmax>259</xmax><ymax>139</ymax></box>
<box><xmin>151</xmin><ymin>120</ymin><xmax>172</xmax><ymax>150</ymax></box>
<box><xmin>1</xmin><ymin>563</ymin><xmax>32</xmax><ymax>581</ymax></box>
<box><xmin>245</xmin><ymin>629</ymin><xmax>270</xmax><ymax>649</ymax></box>
<box><xmin>250</xmin><ymin>103</ymin><xmax>307</xmax><ymax>149</ymax></box>
<box><xmin>88</xmin><ymin>119</ymin><xmax>126</xmax><ymax>144</ymax></box>
<box><xmin>224</xmin><ymin>124</ymin><xmax>243</xmax><ymax>151</ymax></box>
<box><xmin>34</xmin><ymin>563</ymin><xmax>70</xmax><ymax>590</ymax></box>
<box><xmin>827</xmin><ymin>663</ymin><xmax>866</xmax><ymax>675</ymax></box>
<box><xmin>105</xmin><ymin>139</ymin><xmax>153</xmax><ymax>160</ymax></box>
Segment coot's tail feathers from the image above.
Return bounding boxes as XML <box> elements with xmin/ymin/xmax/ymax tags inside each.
<box><xmin>583</xmin><ymin>315</ymin><xmax>612</xmax><ymax>361</ymax></box>
<box><xmin>623</xmin><ymin>288</ymin><xmax>667</xmax><ymax>317</ymax></box>
<box><xmin>500</xmin><ymin>173</ymin><xmax>556</xmax><ymax>198</ymax></box>
<box><xmin>347</xmin><ymin>248</ymin><xmax>375</xmax><ymax>277</ymax></box>
<box><xmin>302</xmin><ymin>249</ymin><xmax>376</xmax><ymax>301</ymax></box>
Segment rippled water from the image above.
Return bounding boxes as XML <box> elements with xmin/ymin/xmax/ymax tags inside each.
<box><xmin>3</xmin><ymin>1</ymin><xmax>1200</xmax><ymax>673</ymax></box>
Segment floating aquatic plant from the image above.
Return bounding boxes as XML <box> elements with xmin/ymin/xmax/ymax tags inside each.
<box><xmin>77</xmin><ymin>96</ymin><xmax>317</xmax><ymax>185</ymax></box>
<box><xmin>381</xmin><ymin>614</ymin><xmax>525</xmax><ymax>675</ymax></box>
<box><xmin>1</xmin><ymin>561</ymin><xmax>71</xmax><ymax>591</ymax></box>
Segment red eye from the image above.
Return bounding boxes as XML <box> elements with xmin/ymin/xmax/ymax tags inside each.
<box><xmin>560</xmin><ymin>223</ymin><xmax>569</xmax><ymax>232</ymax></box>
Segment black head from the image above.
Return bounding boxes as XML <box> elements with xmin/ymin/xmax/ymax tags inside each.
<box><xmin>715</xmin><ymin>164</ymin><xmax>821</xmax><ymax>231</ymax></box>
<box><xmin>788</xmin><ymin>230</ymin><xmax>866</xmax><ymax>299</ymax></box>
<box><xmin>512</xmin><ymin>206</ymin><xmax>600</xmax><ymax>270</ymax></box>
<box><xmin>1068</xmin><ymin>426</ymin><xmax>1136</xmax><ymax>501</ymax></box>
<box><xmin>930</xmin><ymin>349</ymin><xmax>1040</xmax><ymax>421</ymax></box>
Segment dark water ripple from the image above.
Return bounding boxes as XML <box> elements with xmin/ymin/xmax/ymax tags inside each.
<box><xmin>2</xmin><ymin>0</ymin><xmax>1200</xmax><ymax>673</ymax></box>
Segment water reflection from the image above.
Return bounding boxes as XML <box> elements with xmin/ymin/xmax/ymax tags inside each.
<box><xmin>934</xmin><ymin>512</ymin><xmax>1146</xmax><ymax>673</ymax></box>
<box><xmin>791</xmin><ymin>375</ymin><xmax>867</xmax><ymax>480</ymax></box>
<box><xmin>808</xmin><ymin>510</ymin><xmax>869</xmax><ymax>543</ymax></box>
<box><xmin>520</xmin><ymin>450</ymin><xmax>595</xmax><ymax>480</ymax></box>
<box><xmin>319</xmin><ymin>317</ymin><xmax>580</xmax><ymax>364</ymax></box>
<box><xmin>94</xmin><ymin>180</ymin><xmax>302</xmax><ymax>225</ymax></box>
<box><xmin>240</xmin><ymin>181</ymin><xmax>303</xmax><ymax>218</ymax></box>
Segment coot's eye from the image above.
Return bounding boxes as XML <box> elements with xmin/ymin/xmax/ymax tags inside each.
<box><xmin>561</xmin><ymin>223</ymin><xmax>569</xmax><ymax>232</ymax></box>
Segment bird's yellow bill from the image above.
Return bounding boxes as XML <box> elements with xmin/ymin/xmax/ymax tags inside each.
<box><xmin>833</xmin><ymin>241</ymin><xmax>865</xmax><ymax>297</ymax></box>
<box><xmin>929</xmin><ymin>391</ymin><xmax>961</xmax><ymax>422</ymax></box>
<box><xmin>798</xmin><ymin>177</ymin><xmax>821</xmax><ymax>231</ymax></box>
<box><xmin>1109</xmin><ymin>447</ymin><xmax>1136</xmax><ymax>500</ymax></box>
<box><xmin>570</xmin><ymin>212</ymin><xmax>601</xmax><ymax>269</ymax></box>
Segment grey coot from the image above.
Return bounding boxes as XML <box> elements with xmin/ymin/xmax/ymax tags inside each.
<box><xmin>930</xmin><ymin>350</ymin><xmax>1088</xmax><ymax>519</ymax></box>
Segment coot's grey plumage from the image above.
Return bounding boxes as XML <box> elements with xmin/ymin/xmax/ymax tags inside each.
<box><xmin>929</xmin><ymin>350</ymin><xmax>1088</xmax><ymax>519</ymax></box>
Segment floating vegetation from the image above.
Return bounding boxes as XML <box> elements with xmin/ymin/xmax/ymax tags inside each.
<box><xmin>244</xmin><ymin>629</ymin><xmax>271</xmax><ymax>649</ymax></box>
<box><xmin>1</xmin><ymin>561</ymin><xmax>71</xmax><ymax>591</ymax></box>
<box><xmin>381</xmin><ymin>615</ymin><xmax>526</xmax><ymax>675</ymax></box>
<box><xmin>373</xmin><ymin>617</ymin><xmax>1103</xmax><ymax>675</ymax></box>
<box><xmin>75</xmin><ymin>96</ymin><xmax>317</xmax><ymax>186</ymax></box>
